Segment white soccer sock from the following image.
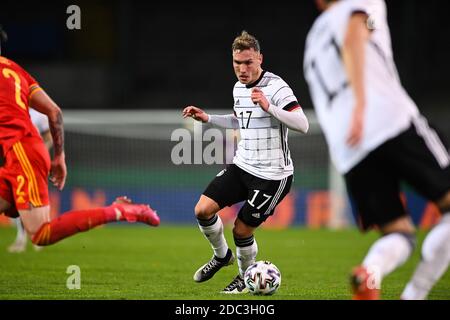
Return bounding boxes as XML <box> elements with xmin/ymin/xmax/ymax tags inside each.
<box><xmin>15</xmin><ymin>219</ymin><xmax>27</xmax><ymax>243</ymax></box>
<box><xmin>362</xmin><ymin>233</ymin><xmax>414</xmax><ymax>286</ymax></box>
<box><xmin>401</xmin><ymin>213</ymin><xmax>450</xmax><ymax>300</ymax></box>
<box><xmin>197</xmin><ymin>215</ymin><xmax>229</xmax><ymax>259</ymax></box>
<box><xmin>235</xmin><ymin>236</ymin><xmax>258</xmax><ymax>277</ymax></box>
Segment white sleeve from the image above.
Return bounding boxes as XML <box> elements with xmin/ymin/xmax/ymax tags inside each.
<box><xmin>29</xmin><ymin>108</ymin><xmax>50</xmax><ymax>133</ymax></box>
<box><xmin>267</xmin><ymin>105</ymin><xmax>309</xmax><ymax>133</ymax></box>
<box><xmin>271</xmin><ymin>80</ymin><xmax>298</xmax><ymax>108</ymax></box>
<box><xmin>208</xmin><ymin>114</ymin><xmax>240</xmax><ymax>129</ymax></box>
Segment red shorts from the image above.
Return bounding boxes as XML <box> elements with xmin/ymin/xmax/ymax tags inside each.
<box><xmin>0</xmin><ymin>135</ymin><xmax>51</xmax><ymax>211</ymax></box>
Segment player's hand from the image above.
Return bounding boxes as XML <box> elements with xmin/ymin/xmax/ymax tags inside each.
<box><xmin>50</xmin><ymin>153</ymin><xmax>67</xmax><ymax>190</ymax></box>
<box><xmin>182</xmin><ymin>106</ymin><xmax>209</xmax><ymax>123</ymax></box>
<box><xmin>251</xmin><ymin>88</ymin><xmax>269</xmax><ymax>111</ymax></box>
<box><xmin>347</xmin><ymin>103</ymin><xmax>364</xmax><ymax>147</ymax></box>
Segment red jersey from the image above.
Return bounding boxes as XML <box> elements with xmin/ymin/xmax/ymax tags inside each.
<box><xmin>0</xmin><ymin>56</ymin><xmax>41</xmax><ymax>154</ymax></box>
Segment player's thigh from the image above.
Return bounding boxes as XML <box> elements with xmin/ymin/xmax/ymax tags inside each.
<box><xmin>344</xmin><ymin>152</ymin><xmax>406</xmax><ymax>231</ymax></box>
<box><xmin>238</xmin><ymin>174</ymin><xmax>293</xmax><ymax>228</ymax></box>
<box><xmin>391</xmin><ymin>120</ymin><xmax>450</xmax><ymax>206</ymax></box>
<box><xmin>19</xmin><ymin>205</ymin><xmax>50</xmax><ymax>236</ymax></box>
<box><xmin>201</xmin><ymin>164</ymin><xmax>248</xmax><ymax>210</ymax></box>
<box><xmin>7</xmin><ymin>137</ymin><xmax>51</xmax><ymax>210</ymax></box>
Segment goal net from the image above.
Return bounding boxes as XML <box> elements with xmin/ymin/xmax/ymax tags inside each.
<box><xmin>60</xmin><ymin>110</ymin><xmax>353</xmax><ymax>228</ymax></box>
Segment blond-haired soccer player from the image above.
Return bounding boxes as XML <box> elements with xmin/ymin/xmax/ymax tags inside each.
<box><xmin>183</xmin><ymin>31</ymin><xmax>309</xmax><ymax>293</ymax></box>
<box><xmin>304</xmin><ymin>0</ymin><xmax>450</xmax><ymax>299</ymax></box>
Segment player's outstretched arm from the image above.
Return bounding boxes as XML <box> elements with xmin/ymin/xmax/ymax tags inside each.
<box><xmin>30</xmin><ymin>89</ymin><xmax>66</xmax><ymax>190</ymax></box>
<box><xmin>183</xmin><ymin>106</ymin><xmax>209</xmax><ymax>122</ymax></box>
<box><xmin>183</xmin><ymin>106</ymin><xmax>239</xmax><ymax>129</ymax></box>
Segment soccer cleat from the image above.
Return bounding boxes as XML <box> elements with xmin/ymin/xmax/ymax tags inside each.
<box><xmin>193</xmin><ymin>249</ymin><xmax>235</xmax><ymax>282</ymax></box>
<box><xmin>221</xmin><ymin>275</ymin><xmax>249</xmax><ymax>294</ymax></box>
<box><xmin>111</xmin><ymin>196</ymin><xmax>160</xmax><ymax>226</ymax></box>
<box><xmin>350</xmin><ymin>265</ymin><xmax>380</xmax><ymax>300</ymax></box>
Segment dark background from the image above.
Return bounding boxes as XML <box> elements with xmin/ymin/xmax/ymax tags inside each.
<box><xmin>1</xmin><ymin>1</ymin><xmax>449</xmax><ymax>121</ymax></box>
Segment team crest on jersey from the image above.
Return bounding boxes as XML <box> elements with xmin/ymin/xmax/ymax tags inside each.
<box><xmin>367</xmin><ymin>15</ymin><xmax>376</xmax><ymax>30</ymax></box>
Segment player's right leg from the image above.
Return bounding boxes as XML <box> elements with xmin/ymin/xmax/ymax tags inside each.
<box><xmin>345</xmin><ymin>147</ymin><xmax>416</xmax><ymax>300</ymax></box>
<box><xmin>390</xmin><ymin>119</ymin><xmax>450</xmax><ymax>300</ymax></box>
<box><xmin>401</xmin><ymin>209</ymin><xmax>450</xmax><ymax>300</ymax></box>
<box><xmin>193</xmin><ymin>165</ymin><xmax>246</xmax><ymax>283</ymax></box>
<box><xmin>349</xmin><ymin>216</ymin><xmax>416</xmax><ymax>300</ymax></box>
<box><xmin>221</xmin><ymin>173</ymin><xmax>292</xmax><ymax>294</ymax></box>
<box><xmin>193</xmin><ymin>195</ymin><xmax>235</xmax><ymax>282</ymax></box>
<box><xmin>401</xmin><ymin>192</ymin><xmax>450</xmax><ymax>300</ymax></box>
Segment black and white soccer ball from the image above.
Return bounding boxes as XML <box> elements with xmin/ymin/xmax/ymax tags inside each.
<box><xmin>244</xmin><ymin>260</ymin><xmax>281</xmax><ymax>295</ymax></box>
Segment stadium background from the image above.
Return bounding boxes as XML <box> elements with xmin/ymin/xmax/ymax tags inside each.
<box><xmin>0</xmin><ymin>0</ymin><xmax>448</xmax><ymax>229</ymax></box>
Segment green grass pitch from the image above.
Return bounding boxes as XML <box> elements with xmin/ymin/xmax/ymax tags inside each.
<box><xmin>0</xmin><ymin>225</ymin><xmax>448</xmax><ymax>300</ymax></box>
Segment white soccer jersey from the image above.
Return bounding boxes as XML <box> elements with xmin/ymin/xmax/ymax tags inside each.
<box><xmin>29</xmin><ymin>108</ymin><xmax>49</xmax><ymax>134</ymax></box>
<box><xmin>304</xmin><ymin>0</ymin><xmax>419</xmax><ymax>174</ymax></box>
<box><xmin>232</xmin><ymin>71</ymin><xmax>299</xmax><ymax>180</ymax></box>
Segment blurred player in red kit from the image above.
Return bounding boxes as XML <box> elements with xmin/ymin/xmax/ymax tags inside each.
<box><xmin>0</xmin><ymin>26</ymin><xmax>160</xmax><ymax>246</ymax></box>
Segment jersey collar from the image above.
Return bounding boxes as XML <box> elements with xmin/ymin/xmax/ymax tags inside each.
<box><xmin>245</xmin><ymin>70</ymin><xmax>266</xmax><ymax>89</ymax></box>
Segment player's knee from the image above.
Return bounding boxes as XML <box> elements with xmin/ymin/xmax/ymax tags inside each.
<box><xmin>232</xmin><ymin>220</ymin><xmax>253</xmax><ymax>239</ymax></box>
<box><xmin>436</xmin><ymin>191</ymin><xmax>450</xmax><ymax>212</ymax></box>
<box><xmin>194</xmin><ymin>202</ymin><xmax>215</xmax><ymax>220</ymax></box>
<box><xmin>194</xmin><ymin>195</ymin><xmax>220</xmax><ymax>220</ymax></box>
<box><xmin>380</xmin><ymin>216</ymin><xmax>415</xmax><ymax>235</ymax></box>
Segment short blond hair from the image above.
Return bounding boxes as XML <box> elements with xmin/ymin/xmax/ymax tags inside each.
<box><xmin>232</xmin><ymin>31</ymin><xmax>260</xmax><ymax>52</ymax></box>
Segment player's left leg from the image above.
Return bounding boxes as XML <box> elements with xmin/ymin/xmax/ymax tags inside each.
<box><xmin>345</xmin><ymin>143</ymin><xmax>416</xmax><ymax>300</ymax></box>
<box><xmin>222</xmin><ymin>174</ymin><xmax>292</xmax><ymax>294</ymax></box>
<box><xmin>221</xmin><ymin>218</ymin><xmax>256</xmax><ymax>294</ymax></box>
<box><xmin>22</xmin><ymin>197</ymin><xmax>159</xmax><ymax>246</ymax></box>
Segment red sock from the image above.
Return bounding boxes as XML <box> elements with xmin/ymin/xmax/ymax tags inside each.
<box><xmin>32</xmin><ymin>206</ymin><xmax>119</xmax><ymax>246</ymax></box>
